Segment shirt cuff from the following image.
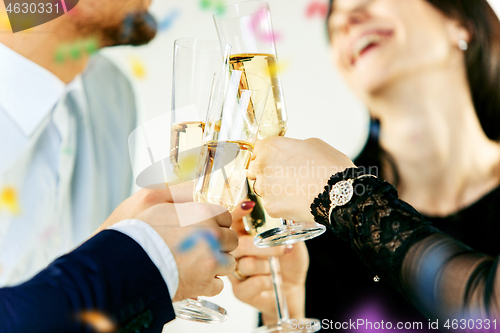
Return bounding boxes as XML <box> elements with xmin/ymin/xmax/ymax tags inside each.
<box><xmin>109</xmin><ymin>219</ymin><xmax>179</xmax><ymax>300</ymax></box>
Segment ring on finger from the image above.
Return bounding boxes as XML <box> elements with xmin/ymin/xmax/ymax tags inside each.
<box><xmin>233</xmin><ymin>261</ymin><xmax>249</xmax><ymax>281</ymax></box>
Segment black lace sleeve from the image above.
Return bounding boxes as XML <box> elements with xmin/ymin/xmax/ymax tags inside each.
<box><xmin>311</xmin><ymin>168</ymin><xmax>500</xmax><ymax>322</ymax></box>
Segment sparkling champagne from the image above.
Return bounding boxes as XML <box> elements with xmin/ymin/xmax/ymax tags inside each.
<box><xmin>230</xmin><ymin>54</ymin><xmax>287</xmax><ymax>233</ymax></box>
<box><xmin>229</xmin><ymin>53</ymin><xmax>287</xmax><ymax>138</ymax></box>
<box><xmin>194</xmin><ymin>140</ymin><xmax>254</xmax><ymax>212</ymax></box>
<box><xmin>170</xmin><ymin>121</ymin><xmax>205</xmax><ymax>180</ymax></box>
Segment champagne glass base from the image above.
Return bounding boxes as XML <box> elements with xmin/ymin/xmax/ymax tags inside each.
<box><xmin>254</xmin><ymin>222</ymin><xmax>326</xmax><ymax>248</ymax></box>
<box><xmin>253</xmin><ymin>319</ymin><xmax>321</xmax><ymax>333</ymax></box>
<box><xmin>173</xmin><ymin>298</ymin><xmax>228</xmax><ymax>324</ymax></box>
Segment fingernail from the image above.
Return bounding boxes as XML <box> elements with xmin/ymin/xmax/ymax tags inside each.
<box><xmin>285</xmin><ymin>245</ymin><xmax>293</xmax><ymax>254</ymax></box>
<box><xmin>241</xmin><ymin>201</ymin><xmax>256</xmax><ymax>210</ymax></box>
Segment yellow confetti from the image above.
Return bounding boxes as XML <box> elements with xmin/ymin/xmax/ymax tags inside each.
<box><xmin>178</xmin><ymin>154</ymin><xmax>199</xmax><ymax>181</ymax></box>
<box><xmin>131</xmin><ymin>57</ymin><xmax>146</xmax><ymax>79</ymax></box>
<box><xmin>0</xmin><ymin>186</ymin><xmax>21</xmax><ymax>215</ymax></box>
<box><xmin>267</xmin><ymin>59</ymin><xmax>291</xmax><ymax>77</ymax></box>
<box><xmin>79</xmin><ymin>311</ymin><xmax>116</xmax><ymax>333</ymax></box>
<box><xmin>0</xmin><ymin>14</ymin><xmax>11</xmax><ymax>32</ymax></box>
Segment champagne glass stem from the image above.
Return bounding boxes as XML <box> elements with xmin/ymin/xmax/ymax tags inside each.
<box><xmin>268</xmin><ymin>256</ymin><xmax>290</xmax><ymax>325</ymax></box>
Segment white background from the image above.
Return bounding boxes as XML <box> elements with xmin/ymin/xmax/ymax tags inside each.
<box><xmin>102</xmin><ymin>0</ymin><xmax>500</xmax><ymax>332</ymax></box>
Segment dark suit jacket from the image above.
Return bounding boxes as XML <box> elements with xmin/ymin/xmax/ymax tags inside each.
<box><xmin>0</xmin><ymin>230</ymin><xmax>175</xmax><ymax>333</ymax></box>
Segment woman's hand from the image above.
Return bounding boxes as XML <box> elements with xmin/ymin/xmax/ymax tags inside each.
<box><xmin>248</xmin><ymin>137</ymin><xmax>355</xmax><ymax>223</ymax></box>
<box><xmin>229</xmin><ymin>202</ymin><xmax>309</xmax><ymax>324</ymax></box>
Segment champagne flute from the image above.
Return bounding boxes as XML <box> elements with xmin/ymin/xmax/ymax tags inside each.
<box><xmin>214</xmin><ymin>0</ymin><xmax>326</xmax><ymax>249</ymax></box>
<box><xmin>194</xmin><ymin>69</ymin><xmax>271</xmax><ymax>211</ymax></box>
<box><xmin>214</xmin><ymin>2</ymin><xmax>322</xmax><ymax>332</ymax></box>
<box><xmin>192</xmin><ymin>68</ymin><xmax>270</xmax><ymax>320</ymax></box>
<box><xmin>171</xmin><ymin>38</ymin><xmax>231</xmax><ymax>182</ymax></box>
<box><xmin>170</xmin><ymin>38</ymin><xmax>233</xmax><ymax>324</ymax></box>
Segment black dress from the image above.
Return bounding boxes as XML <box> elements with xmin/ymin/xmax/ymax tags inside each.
<box><xmin>305</xmin><ymin>122</ymin><xmax>500</xmax><ymax>331</ymax></box>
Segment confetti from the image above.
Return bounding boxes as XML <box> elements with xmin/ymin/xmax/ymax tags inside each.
<box><xmin>200</xmin><ymin>0</ymin><xmax>210</xmax><ymax>10</ymax></box>
<box><xmin>250</xmin><ymin>7</ymin><xmax>281</xmax><ymax>43</ymax></box>
<box><xmin>178</xmin><ymin>231</ymin><xmax>227</xmax><ymax>264</ymax></box>
<box><xmin>0</xmin><ymin>14</ymin><xmax>11</xmax><ymax>32</ymax></box>
<box><xmin>79</xmin><ymin>311</ymin><xmax>116</xmax><ymax>333</ymax></box>
<box><xmin>158</xmin><ymin>8</ymin><xmax>180</xmax><ymax>32</ymax></box>
<box><xmin>177</xmin><ymin>154</ymin><xmax>199</xmax><ymax>181</ymax></box>
<box><xmin>62</xmin><ymin>146</ymin><xmax>75</xmax><ymax>155</ymax></box>
<box><xmin>54</xmin><ymin>37</ymin><xmax>99</xmax><ymax>64</ymax></box>
<box><xmin>69</xmin><ymin>44</ymin><xmax>82</xmax><ymax>60</ymax></box>
<box><xmin>267</xmin><ymin>59</ymin><xmax>291</xmax><ymax>77</ymax></box>
<box><xmin>130</xmin><ymin>57</ymin><xmax>146</xmax><ymax>79</ymax></box>
<box><xmin>83</xmin><ymin>38</ymin><xmax>99</xmax><ymax>54</ymax></box>
<box><xmin>178</xmin><ymin>232</ymin><xmax>203</xmax><ymax>252</ymax></box>
<box><xmin>0</xmin><ymin>186</ymin><xmax>21</xmax><ymax>215</ymax></box>
<box><xmin>55</xmin><ymin>46</ymin><xmax>68</xmax><ymax>64</ymax></box>
<box><xmin>60</xmin><ymin>0</ymin><xmax>68</xmax><ymax>13</ymax></box>
<box><xmin>39</xmin><ymin>226</ymin><xmax>58</xmax><ymax>242</ymax></box>
<box><xmin>200</xmin><ymin>0</ymin><xmax>225</xmax><ymax>14</ymax></box>
<box><xmin>306</xmin><ymin>1</ymin><xmax>329</xmax><ymax>19</ymax></box>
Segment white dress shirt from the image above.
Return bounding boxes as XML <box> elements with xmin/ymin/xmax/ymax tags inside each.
<box><xmin>0</xmin><ymin>43</ymin><xmax>68</xmax><ymax>285</ymax></box>
<box><xmin>0</xmin><ymin>43</ymin><xmax>178</xmax><ymax>289</ymax></box>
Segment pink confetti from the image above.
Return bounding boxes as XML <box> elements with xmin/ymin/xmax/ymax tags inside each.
<box><xmin>306</xmin><ymin>1</ymin><xmax>329</xmax><ymax>19</ymax></box>
<box><xmin>60</xmin><ymin>0</ymin><xmax>68</xmax><ymax>14</ymax></box>
<box><xmin>39</xmin><ymin>226</ymin><xmax>58</xmax><ymax>242</ymax></box>
<box><xmin>249</xmin><ymin>7</ymin><xmax>281</xmax><ymax>43</ymax></box>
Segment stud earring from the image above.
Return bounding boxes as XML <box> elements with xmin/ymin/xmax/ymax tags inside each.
<box><xmin>458</xmin><ymin>39</ymin><xmax>468</xmax><ymax>51</ymax></box>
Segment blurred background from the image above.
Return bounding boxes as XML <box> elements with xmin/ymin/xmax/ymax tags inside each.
<box><xmin>101</xmin><ymin>0</ymin><xmax>500</xmax><ymax>332</ymax></box>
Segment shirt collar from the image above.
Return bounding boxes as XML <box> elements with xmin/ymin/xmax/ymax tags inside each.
<box><xmin>0</xmin><ymin>43</ymin><xmax>66</xmax><ymax>137</ymax></box>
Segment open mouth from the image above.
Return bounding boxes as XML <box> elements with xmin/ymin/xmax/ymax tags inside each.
<box><xmin>350</xmin><ymin>30</ymin><xmax>393</xmax><ymax>65</ymax></box>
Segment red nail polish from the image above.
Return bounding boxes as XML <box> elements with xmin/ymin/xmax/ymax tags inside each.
<box><xmin>241</xmin><ymin>201</ymin><xmax>256</xmax><ymax>210</ymax></box>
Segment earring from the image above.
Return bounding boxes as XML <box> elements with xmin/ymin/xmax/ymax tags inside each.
<box><xmin>458</xmin><ymin>39</ymin><xmax>468</xmax><ymax>51</ymax></box>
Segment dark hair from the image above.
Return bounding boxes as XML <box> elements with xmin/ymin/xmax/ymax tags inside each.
<box><xmin>329</xmin><ymin>0</ymin><xmax>500</xmax><ymax>141</ymax></box>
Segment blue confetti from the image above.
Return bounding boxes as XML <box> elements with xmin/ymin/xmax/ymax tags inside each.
<box><xmin>178</xmin><ymin>232</ymin><xmax>203</xmax><ymax>252</ymax></box>
<box><xmin>177</xmin><ymin>230</ymin><xmax>227</xmax><ymax>264</ymax></box>
<box><xmin>201</xmin><ymin>231</ymin><xmax>220</xmax><ymax>251</ymax></box>
<box><xmin>158</xmin><ymin>9</ymin><xmax>180</xmax><ymax>32</ymax></box>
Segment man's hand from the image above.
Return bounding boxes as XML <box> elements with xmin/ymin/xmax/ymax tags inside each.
<box><xmin>94</xmin><ymin>182</ymin><xmax>238</xmax><ymax>301</ymax></box>
<box><xmin>135</xmin><ymin>202</ymin><xmax>238</xmax><ymax>302</ymax></box>
<box><xmin>92</xmin><ymin>182</ymin><xmax>194</xmax><ymax>236</ymax></box>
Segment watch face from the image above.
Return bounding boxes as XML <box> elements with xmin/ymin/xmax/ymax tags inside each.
<box><xmin>330</xmin><ymin>180</ymin><xmax>354</xmax><ymax>206</ymax></box>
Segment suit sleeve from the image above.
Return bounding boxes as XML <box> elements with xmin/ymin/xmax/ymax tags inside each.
<box><xmin>0</xmin><ymin>230</ymin><xmax>175</xmax><ymax>333</ymax></box>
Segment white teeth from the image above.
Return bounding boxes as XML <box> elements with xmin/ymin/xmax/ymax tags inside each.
<box><xmin>353</xmin><ymin>34</ymin><xmax>382</xmax><ymax>61</ymax></box>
